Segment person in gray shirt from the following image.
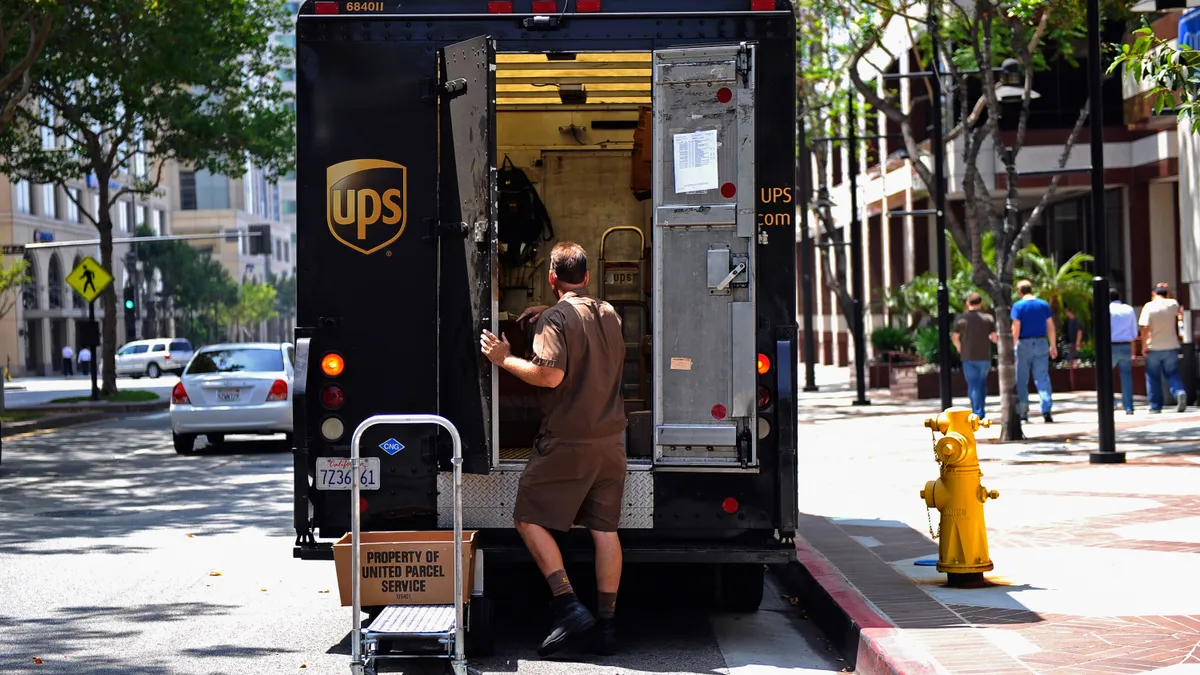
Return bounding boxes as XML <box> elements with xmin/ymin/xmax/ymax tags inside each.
<box><xmin>952</xmin><ymin>292</ymin><xmax>998</xmax><ymax>420</ymax></box>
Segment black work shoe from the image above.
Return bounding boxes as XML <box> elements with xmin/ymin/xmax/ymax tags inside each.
<box><xmin>537</xmin><ymin>594</ymin><xmax>596</xmax><ymax>658</ymax></box>
<box><xmin>589</xmin><ymin>618</ymin><xmax>617</xmax><ymax>656</ymax></box>
<box><xmin>1043</xmin><ymin>413</ymin><xmax>1054</xmax><ymax>423</ymax></box>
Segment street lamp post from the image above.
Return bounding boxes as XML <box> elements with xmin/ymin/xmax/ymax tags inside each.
<box><xmin>847</xmin><ymin>91</ymin><xmax>870</xmax><ymax>406</ymax></box>
<box><xmin>798</xmin><ymin>118</ymin><xmax>819</xmax><ymax>392</ymax></box>
<box><xmin>929</xmin><ymin>10</ymin><xmax>953</xmax><ymax>413</ymax></box>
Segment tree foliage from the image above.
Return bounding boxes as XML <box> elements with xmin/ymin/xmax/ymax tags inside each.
<box><xmin>1109</xmin><ymin>23</ymin><xmax>1200</xmax><ymax>133</ymax></box>
<box><xmin>0</xmin><ymin>0</ymin><xmax>295</xmax><ymax>393</ymax></box>
<box><xmin>0</xmin><ymin>1</ymin><xmax>60</xmax><ymax>131</ymax></box>
<box><xmin>135</xmin><ymin>224</ymin><xmax>238</xmax><ymax>347</ymax></box>
<box><xmin>794</xmin><ymin>0</ymin><xmax>1134</xmax><ymax>440</ymax></box>
<box><xmin>0</xmin><ymin>257</ymin><xmax>32</xmax><ymax>322</ymax></box>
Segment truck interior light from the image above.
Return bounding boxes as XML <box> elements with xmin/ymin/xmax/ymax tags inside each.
<box><xmin>321</xmin><ymin>385</ymin><xmax>345</xmax><ymax>409</ymax></box>
<box><xmin>487</xmin><ymin>1</ymin><xmax>514</xmax><ymax>12</ymax></box>
<box><xmin>757</xmin><ymin>385</ymin><xmax>771</xmax><ymax>408</ymax></box>
<box><xmin>757</xmin><ymin>417</ymin><xmax>771</xmax><ymax>440</ymax></box>
<box><xmin>172</xmin><ymin>382</ymin><xmax>190</xmax><ymax>405</ymax></box>
<box><xmin>267</xmin><ymin>379</ymin><xmax>289</xmax><ymax>402</ymax></box>
<box><xmin>321</xmin><ymin>416</ymin><xmax>345</xmax><ymax>441</ymax></box>
<box><xmin>711</xmin><ymin>403</ymin><xmax>727</xmax><ymax>420</ymax></box>
<box><xmin>321</xmin><ymin>353</ymin><xmax>345</xmax><ymax>377</ymax></box>
<box><xmin>722</xmin><ymin>497</ymin><xmax>739</xmax><ymax>514</ymax></box>
<box><xmin>313</xmin><ymin>1</ymin><xmax>339</xmax><ymax>14</ymax></box>
<box><xmin>757</xmin><ymin>353</ymin><xmax>771</xmax><ymax>375</ymax></box>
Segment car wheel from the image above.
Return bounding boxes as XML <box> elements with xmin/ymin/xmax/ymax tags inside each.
<box><xmin>206</xmin><ymin>433</ymin><xmax>225</xmax><ymax>447</ymax></box>
<box><xmin>173</xmin><ymin>433</ymin><xmax>197</xmax><ymax>455</ymax></box>
<box><xmin>147</xmin><ymin>363</ymin><xmax>161</xmax><ymax>378</ymax></box>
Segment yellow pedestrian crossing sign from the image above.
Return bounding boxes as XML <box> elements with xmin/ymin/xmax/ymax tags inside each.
<box><xmin>65</xmin><ymin>256</ymin><xmax>113</xmax><ymax>304</ymax></box>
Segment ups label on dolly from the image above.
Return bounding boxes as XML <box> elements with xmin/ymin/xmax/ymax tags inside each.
<box><xmin>362</xmin><ymin>549</ymin><xmax>446</xmax><ymax>598</ymax></box>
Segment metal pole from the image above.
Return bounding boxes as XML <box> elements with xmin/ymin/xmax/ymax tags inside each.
<box><xmin>88</xmin><ymin>301</ymin><xmax>99</xmax><ymax>402</ymax></box>
<box><xmin>847</xmin><ymin>91</ymin><xmax>870</xmax><ymax>405</ymax></box>
<box><xmin>1087</xmin><ymin>0</ymin><xmax>1122</xmax><ymax>463</ymax></box>
<box><xmin>799</xmin><ymin>119</ymin><xmax>819</xmax><ymax>392</ymax></box>
<box><xmin>930</xmin><ymin>7</ymin><xmax>953</xmax><ymax>412</ymax></box>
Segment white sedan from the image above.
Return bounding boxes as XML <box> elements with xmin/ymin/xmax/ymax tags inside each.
<box><xmin>169</xmin><ymin>342</ymin><xmax>295</xmax><ymax>455</ymax></box>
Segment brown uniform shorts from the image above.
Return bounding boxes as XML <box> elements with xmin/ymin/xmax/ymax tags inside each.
<box><xmin>513</xmin><ymin>433</ymin><xmax>627</xmax><ymax>533</ymax></box>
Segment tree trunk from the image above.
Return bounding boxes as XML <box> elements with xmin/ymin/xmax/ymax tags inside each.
<box><xmin>993</xmin><ymin>301</ymin><xmax>1025</xmax><ymax>441</ymax></box>
<box><xmin>97</xmin><ymin>182</ymin><xmax>118</xmax><ymax>396</ymax></box>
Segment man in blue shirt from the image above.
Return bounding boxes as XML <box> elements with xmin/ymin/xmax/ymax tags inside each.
<box><xmin>1109</xmin><ymin>288</ymin><xmax>1138</xmax><ymax>415</ymax></box>
<box><xmin>1010</xmin><ymin>279</ymin><xmax>1057</xmax><ymax>422</ymax></box>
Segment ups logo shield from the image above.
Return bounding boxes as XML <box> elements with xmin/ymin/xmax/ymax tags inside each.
<box><xmin>327</xmin><ymin>159</ymin><xmax>407</xmax><ymax>255</ymax></box>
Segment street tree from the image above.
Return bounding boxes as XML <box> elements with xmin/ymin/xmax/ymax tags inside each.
<box><xmin>226</xmin><ymin>282</ymin><xmax>278</xmax><ymax>341</ymax></box>
<box><xmin>134</xmin><ymin>224</ymin><xmax>239</xmax><ymax>346</ymax></box>
<box><xmin>0</xmin><ymin>0</ymin><xmax>295</xmax><ymax>394</ymax></box>
<box><xmin>1111</xmin><ymin>23</ymin><xmax>1200</xmax><ymax>132</ymax></box>
<box><xmin>0</xmin><ymin>1</ymin><xmax>61</xmax><ymax>132</ymax></box>
<box><xmin>795</xmin><ymin>0</ymin><xmax>1133</xmax><ymax>440</ymax></box>
<box><xmin>0</xmin><ymin>258</ymin><xmax>31</xmax><ymax>414</ymax></box>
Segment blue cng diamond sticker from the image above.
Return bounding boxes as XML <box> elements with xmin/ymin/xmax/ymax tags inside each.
<box><xmin>379</xmin><ymin>438</ymin><xmax>405</xmax><ymax>455</ymax></box>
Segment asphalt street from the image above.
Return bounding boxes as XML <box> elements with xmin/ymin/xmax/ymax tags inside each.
<box><xmin>0</xmin><ymin>413</ymin><xmax>844</xmax><ymax>675</ymax></box>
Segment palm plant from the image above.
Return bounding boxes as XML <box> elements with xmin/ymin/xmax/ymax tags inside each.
<box><xmin>1015</xmin><ymin>244</ymin><xmax>1095</xmax><ymax>329</ymax></box>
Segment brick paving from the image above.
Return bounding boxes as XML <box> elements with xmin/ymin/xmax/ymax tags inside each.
<box><xmin>795</xmin><ymin>367</ymin><xmax>1200</xmax><ymax>675</ymax></box>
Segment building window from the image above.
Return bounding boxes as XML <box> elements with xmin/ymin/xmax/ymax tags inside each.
<box><xmin>41</xmin><ymin>184</ymin><xmax>57</xmax><ymax>219</ymax></box>
<box><xmin>276</xmin><ymin>34</ymin><xmax>296</xmax><ymax>48</ymax></box>
<box><xmin>151</xmin><ymin>209</ymin><xmax>162</xmax><ymax>235</ymax></box>
<box><xmin>66</xmin><ymin>188</ymin><xmax>79</xmax><ymax>223</ymax></box>
<box><xmin>15</xmin><ymin>180</ymin><xmax>32</xmax><ymax>214</ymax></box>
<box><xmin>179</xmin><ymin>168</ymin><xmax>230</xmax><ymax>210</ymax></box>
<box><xmin>276</xmin><ymin>237</ymin><xmax>282</xmax><ymax>260</ymax></box>
<box><xmin>282</xmin><ymin>199</ymin><xmax>297</xmax><ymax>215</ymax></box>
<box><xmin>116</xmin><ymin>201</ymin><xmax>128</xmax><ymax>232</ymax></box>
<box><xmin>285</xmin><ymin>241</ymin><xmax>290</xmax><ymax>262</ymax></box>
<box><xmin>92</xmin><ymin>193</ymin><xmax>100</xmax><ymax>222</ymax></box>
<box><xmin>136</xmin><ymin>205</ymin><xmax>146</xmax><ymax>228</ymax></box>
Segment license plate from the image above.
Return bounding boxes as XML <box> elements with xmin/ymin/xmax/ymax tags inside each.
<box><xmin>315</xmin><ymin>457</ymin><xmax>381</xmax><ymax>491</ymax></box>
<box><xmin>217</xmin><ymin>388</ymin><xmax>241</xmax><ymax>403</ymax></box>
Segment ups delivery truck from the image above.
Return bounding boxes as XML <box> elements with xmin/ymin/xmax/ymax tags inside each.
<box><xmin>291</xmin><ymin>0</ymin><xmax>800</xmax><ymax>615</ymax></box>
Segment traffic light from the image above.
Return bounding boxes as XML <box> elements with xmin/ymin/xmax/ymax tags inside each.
<box><xmin>123</xmin><ymin>285</ymin><xmax>136</xmax><ymax>340</ymax></box>
<box><xmin>249</xmin><ymin>223</ymin><xmax>272</xmax><ymax>256</ymax></box>
<box><xmin>125</xmin><ymin>298</ymin><xmax>135</xmax><ymax>310</ymax></box>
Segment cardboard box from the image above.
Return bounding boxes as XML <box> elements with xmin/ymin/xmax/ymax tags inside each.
<box><xmin>333</xmin><ymin>530</ymin><xmax>477</xmax><ymax>607</ymax></box>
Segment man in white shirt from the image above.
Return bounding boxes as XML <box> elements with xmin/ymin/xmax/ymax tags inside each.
<box><xmin>1138</xmin><ymin>284</ymin><xmax>1186</xmax><ymax>413</ymax></box>
<box><xmin>1108</xmin><ymin>288</ymin><xmax>1138</xmax><ymax>415</ymax></box>
<box><xmin>61</xmin><ymin>345</ymin><xmax>75</xmax><ymax>377</ymax></box>
<box><xmin>78</xmin><ymin>347</ymin><xmax>92</xmax><ymax>378</ymax></box>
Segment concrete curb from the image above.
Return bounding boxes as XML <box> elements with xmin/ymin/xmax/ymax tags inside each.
<box><xmin>13</xmin><ymin>400</ymin><xmax>168</xmax><ymax>415</ymax></box>
<box><xmin>2</xmin><ymin>411</ymin><xmax>114</xmax><ymax>437</ymax></box>
<box><xmin>787</xmin><ymin>535</ymin><xmax>943</xmax><ymax>675</ymax></box>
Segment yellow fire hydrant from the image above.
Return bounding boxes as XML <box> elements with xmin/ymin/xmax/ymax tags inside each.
<box><xmin>920</xmin><ymin>407</ymin><xmax>998</xmax><ymax>586</ymax></box>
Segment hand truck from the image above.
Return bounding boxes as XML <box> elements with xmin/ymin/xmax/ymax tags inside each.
<box><xmin>348</xmin><ymin>414</ymin><xmax>481</xmax><ymax>675</ymax></box>
<box><xmin>598</xmin><ymin>225</ymin><xmax>650</xmax><ymax>401</ymax></box>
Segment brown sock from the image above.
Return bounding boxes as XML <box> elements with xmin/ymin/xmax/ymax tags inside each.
<box><xmin>598</xmin><ymin>592</ymin><xmax>617</xmax><ymax>619</ymax></box>
<box><xmin>546</xmin><ymin>569</ymin><xmax>573</xmax><ymax>597</ymax></box>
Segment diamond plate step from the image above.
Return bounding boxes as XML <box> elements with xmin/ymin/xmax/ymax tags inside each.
<box><xmin>365</xmin><ymin>604</ymin><xmax>456</xmax><ymax>636</ymax></box>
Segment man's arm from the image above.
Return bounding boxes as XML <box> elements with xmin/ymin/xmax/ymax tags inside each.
<box><xmin>498</xmin><ymin>354</ymin><xmax>564</xmax><ymax>388</ymax></box>
<box><xmin>1046</xmin><ymin>317</ymin><xmax>1058</xmax><ymax>358</ymax></box>
<box><xmin>1011</xmin><ymin>319</ymin><xmax>1021</xmax><ymax>342</ymax></box>
<box><xmin>952</xmin><ymin>331</ymin><xmax>962</xmax><ymax>354</ymax></box>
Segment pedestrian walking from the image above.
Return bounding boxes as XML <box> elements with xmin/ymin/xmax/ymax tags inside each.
<box><xmin>78</xmin><ymin>346</ymin><xmax>92</xmax><ymax>378</ymax></box>
<box><xmin>61</xmin><ymin>344</ymin><xmax>75</xmax><ymax>376</ymax></box>
<box><xmin>1139</xmin><ymin>283</ymin><xmax>1188</xmax><ymax>413</ymax></box>
<box><xmin>952</xmin><ymin>292</ymin><xmax>997</xmax><ymax>420</ymax></box>
<box><xmin>1011</xmin><ymin>279</ymin><xmax>1057</xmax><ymax>422</ymax></box>
<box><xmin>1063</xmin><ymin>307</ymin><xmax>1084</xmax><ymax>366</ymax></box>
<box><xmin>479</xmin><ymin>241</ymin><xmax>627</xmax><ymax>658</ymax></box>
<box><xmin>1109</xmin><ymin>288</ymin><xmax>1138</xmax><ymax>415</ymax></box>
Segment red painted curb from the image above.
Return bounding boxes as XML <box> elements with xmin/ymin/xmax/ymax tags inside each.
<box><xmin>795</xmin><ymin>536</ymin><xmax>943</xmax><ymax>675</ymax></box>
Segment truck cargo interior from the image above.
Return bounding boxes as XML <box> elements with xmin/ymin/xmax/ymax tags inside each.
<box><xmin>491</xmin><ymin>51</ymin><xmax>654</xmax><ymax>466</ymax></box>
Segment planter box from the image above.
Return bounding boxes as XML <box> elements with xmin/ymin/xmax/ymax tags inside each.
<box><xmin>913</xmin><ymin>363</ymin><xmax>1151</xmax><ymax>400</ymax></box>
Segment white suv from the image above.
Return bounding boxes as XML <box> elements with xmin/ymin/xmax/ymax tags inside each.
<box><xmin>115</xmin><ymin>338</ymin><xmax>195</xmax><ymax>378</ymax></box>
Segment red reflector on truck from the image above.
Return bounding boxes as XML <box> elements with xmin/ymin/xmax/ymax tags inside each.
<box><xmin>750</xmin><ymin>0</ymin><xmax>776</xmax><ymax>9</ymax></box>
<box><xmin>488</xmin><ymin>1</ymin><xmax>513</xmax><ymax>11</ymax></box>
<box><xmin>722</xmin><ymin>498</ymin><xmax>739</xmax><ymax>514</ymax></box>
<box><xmin>576</xmin><ymin>0</ymin><xmax>601</xmax><ymax>10</ymax></box>
<box><xmin>532</xmin><ymin>0</ymin><xmax>557</xmax><ymax>12</ymax></box>
<box><xmin>314</xmin><ymin>1</ymin><xmax>339</xmax><ymax>14</ymax></box>
<box><xmin>321</xmin><ymin>385</ymin><xmax>345</xmax><ymax>409</ymax></box>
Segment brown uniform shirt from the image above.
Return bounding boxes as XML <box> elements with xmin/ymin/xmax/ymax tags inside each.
<box><xmin>954</xmin><ymin>310</ymin><xmax>996</xmax><ymax>362</ymax></box>
<box><xmin>530</xmin><ymin>290</ymin><xmax>627</xmax><ymax>441</ymax></box>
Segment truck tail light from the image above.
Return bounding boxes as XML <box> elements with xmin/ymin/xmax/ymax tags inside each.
<box><xmin>757</xmin><ymin>385</ymin><xmax>771</xmax><ymax>408</ymax></box>
<box><xmin>267</xmin><ymin>379</ymin><xmax>289</xmax><ymax>402</ymax></box>
<box><xmin>532</xmin><ymin>0</ymin><xmax>556</xmax><ymax>12</ymax></box>
<box><xmin>172</xmin><ymin>382</ymin><xmax>190</xmax><ymax>405</ymax></box>
<box><xmin>576</xmin><ymin>0</ymin><xmax>601</xmax><ymax>10</ymax></box>
<box><xmin>321</xmin><ymin>353</ymin><xmax>345</xmax><ymax>377</ymax></box>
<box><xmin>750</xmin><ymin>0</ymin><xmax>776</xmax><ymax>9</ymax></box>
<box><xmin>757</xmin><ymin>353</ymin><xmax>771</xmax><ymax>375</ymax></box>
<box><xmin>321</xmin><ymin>385</ymin><xmax>345</xmax><ymax>409</ymax></box>
<box><xmin>488</xmin><ymin>1</ymin><xmax>513</xmax><ymax>12</ymax></box>
<box><xmin>314</xmin><ymin>1</ymin><xmax>339</xmax><ymax>14</ymax></box>
<box><xmin>321</xmin><ymin>417</ymin><xmax>345</xmax><ymax>441</ymax></box>
<box><xmin>722</xmin><ymin>497</ymin><xmax>739</xmax><ymax>514</ymax></box>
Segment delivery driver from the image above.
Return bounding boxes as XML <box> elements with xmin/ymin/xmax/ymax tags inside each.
<box><xmin>479</xmin><ymin>241</ymin><xmax>627</xmax><ymax>658</ymax></box>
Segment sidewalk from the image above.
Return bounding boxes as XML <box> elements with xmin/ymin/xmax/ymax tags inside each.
<box><xmin>794</xmin><ymin>366</ymin><xmax>1200</xmax><ymax>675</ymax></box>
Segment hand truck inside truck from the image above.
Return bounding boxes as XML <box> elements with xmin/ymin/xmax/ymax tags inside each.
<box><xmin>347</xmin><ymin>414</ymin><xmax>482</xmax><ymax>675</ymax></box>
